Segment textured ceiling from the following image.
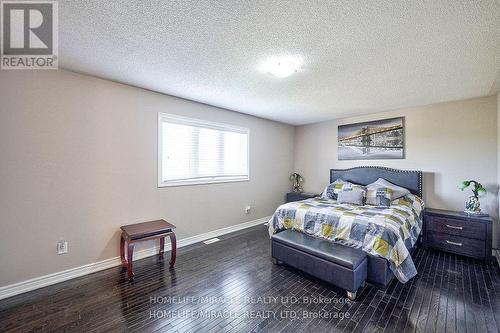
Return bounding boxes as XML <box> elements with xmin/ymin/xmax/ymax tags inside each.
<box><xmin>60</xmin><ymin>1</ymin><xmax>500</xmax><ymax>125</ymax></box>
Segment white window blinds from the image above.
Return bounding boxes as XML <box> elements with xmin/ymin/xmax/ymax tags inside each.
<box><xmin>158</xmin><ymin>113</ymin><xmax>249</xmax><ymax>186</ymax></box>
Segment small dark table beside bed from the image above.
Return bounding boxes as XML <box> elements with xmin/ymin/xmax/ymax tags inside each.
<box><xmin>120</xmin><ymin>219</ymin><xmax>176</xmax><ymax>280</ymax></box>
<box><xmin>269</xmin><ymin>166</ymin><xmax>423</xmax><ymax>300</ymax></box>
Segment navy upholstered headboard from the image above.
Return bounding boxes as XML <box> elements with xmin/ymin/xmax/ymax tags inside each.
<box><xmin>330</xmin><ymin>166</ymin><xmax>423</xmax><ymax>198</ymax></box>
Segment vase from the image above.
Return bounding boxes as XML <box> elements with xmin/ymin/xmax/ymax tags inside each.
<box><xmin>292</xmin><ymin>182</ymin><xmax>303</xmax><ymax>193</ymax></box>
<box><xmin>464</xmin><ymin>195</ymin><xmax>481</xmax><ymax>214</ymax></box>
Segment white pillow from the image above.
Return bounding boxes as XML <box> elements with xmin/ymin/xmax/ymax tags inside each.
<box><xmin>368</xmin><ymin>178</ymin><xmax>410</xmax><ymax>200</ymax></box>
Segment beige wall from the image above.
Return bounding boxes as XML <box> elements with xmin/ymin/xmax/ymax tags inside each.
<box><xmin>294</xmin><ymin>96</ymin><xmax>499</xmax><ymax>247</ymax></box>
<box><xmin>0</xmin><ymin>70</ymin><xmax>294</xmax><ymax>286</ymax></box>
<box><xmin>1</xmin><ymin>69</ymin><xmax>498</xmax><ymax>288</ymax></box>
<box><xmin>498</xmin><ymin>93</ymin><xmax>500</xmax><ymax>242</ymax></box>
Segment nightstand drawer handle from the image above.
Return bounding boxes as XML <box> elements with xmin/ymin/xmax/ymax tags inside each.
<box><xmin>446</xmin><ymin>240</ymin><xmax>462</xmax><ymax>246</ymax></box>
<box><xmin>445</xmin><ymin>224</ymin><xmax>463</xmax><ymax>230</ymax></box>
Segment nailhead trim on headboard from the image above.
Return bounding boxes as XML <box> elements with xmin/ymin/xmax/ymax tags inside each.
<box><xmin>330</xmin><ymin>166</ymin><xmax>423</xmax><ymax>198</ymax></box>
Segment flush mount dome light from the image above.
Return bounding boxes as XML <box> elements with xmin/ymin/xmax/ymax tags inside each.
<box><xmin>258</xmin><ymin>56</ymin><xmax>303</xmax><ymax>78</ymax></box>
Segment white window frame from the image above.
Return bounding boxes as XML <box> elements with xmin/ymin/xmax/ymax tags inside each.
<box><xmin>157</xmin><ymin>112</ymin><xmax>250</xmax><ymax>187</ymax></box>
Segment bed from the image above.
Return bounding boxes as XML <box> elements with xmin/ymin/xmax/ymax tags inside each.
<box><xmin>269</xmin><ymin>166</ymin><xmax>423</xmax><ymax>288</ymax></box>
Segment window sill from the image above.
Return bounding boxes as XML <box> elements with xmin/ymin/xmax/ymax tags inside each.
<box><xmin>158</xmin><ymin>177</ymin><xmax>249</xmax><ymax>188</ymax></box>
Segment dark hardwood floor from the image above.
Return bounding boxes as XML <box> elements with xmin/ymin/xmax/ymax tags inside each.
<box><xmin>0</xmin><ymin>224</ymin><xmax>499</xmax><ymax>333</ymax></box>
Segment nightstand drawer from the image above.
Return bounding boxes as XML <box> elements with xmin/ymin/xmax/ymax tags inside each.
<box><xmin>426</xmin><ymin>216</ymin><xmax>485</xmax><ymax>240</ymax></box>
<box><xmin>426</xmin><ymin>232</ymin><xmax>485</xmax><ymax>259</ymax></box>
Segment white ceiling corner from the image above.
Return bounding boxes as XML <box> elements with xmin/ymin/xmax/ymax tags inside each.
<box><xmin>60</xmin><ymin>0</ymin><xmax>500</xmax><ymax>125</ymax></box>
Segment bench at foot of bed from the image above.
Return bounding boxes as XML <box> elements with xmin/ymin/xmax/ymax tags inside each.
<box><xmin>271</xmin><ymin>230</ymin><xmax>367</xmax><ymax>301</ymax></box>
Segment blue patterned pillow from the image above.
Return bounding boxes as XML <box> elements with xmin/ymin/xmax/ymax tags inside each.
<box><xmin>321</xmin><ymin>180</ymin><xmax>364</xmax><ymax>200</ymax></box>
<box><xmin>365</xmin><ymin>187</ymin><xmax>393</xmax><ymax>206</ymax></box>
<box><xmin>337</xmin><ymin>187</ymin><xmax>366</xmax><ymax>205</ymax></box>
<box><xmin>366</xmin><ymin>178</ymin><xmax>411</xmax><ymax>206</ymax></box>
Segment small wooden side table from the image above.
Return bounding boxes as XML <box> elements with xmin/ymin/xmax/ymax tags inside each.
<box><xmin>120</xmin><ymin>219</ymin><xmax>176</xmax><ymax>280</ymax></box>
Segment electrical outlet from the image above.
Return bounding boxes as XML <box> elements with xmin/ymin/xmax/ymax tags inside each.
<box><xmin>245</xmin><ymin>205</ymin><xmax>251</xmax><ymax>214</ymax></box>
<box><xmin>57</xmin><ymin>240</ymin><xmax>68</xmax><ymax>255</ymax></box>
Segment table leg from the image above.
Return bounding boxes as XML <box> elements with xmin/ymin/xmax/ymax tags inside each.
<box><xmin>120</xmin><ymin>234</ymin><xmax>127</xmax><ymax>269</ymax></box>
<box><xmin>127</xmin><ymin>242</ymin><xmax>135</xmax><ymax>280</ymax></box>
<box><xmin>159</xmin><ymin>237</ymin><xmax>165</xmax><ymax>256</ymax></box>
<box><xmin>168</xmin><ymin>233</ymin><xmax>176</xmax><ymax>267</ymax></box>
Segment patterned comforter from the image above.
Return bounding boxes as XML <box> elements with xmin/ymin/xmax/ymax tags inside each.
<box><xmin>268</xmin><ymin>195</ymin><xmax>424</xmax><ymax>283</ymax></box>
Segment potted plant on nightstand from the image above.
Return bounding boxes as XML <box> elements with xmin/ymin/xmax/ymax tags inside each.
<box><xmin>458</xmin><ymin>180</ymin><xmax>487</xmax><ymax>215</ymax></box>
<box><xmin>290</xmin><ymin>173</ymin><xmax>304</xmax><ymax>193</ymax></box>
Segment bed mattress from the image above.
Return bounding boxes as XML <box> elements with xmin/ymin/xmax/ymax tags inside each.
<box><xmin>268</xmin><ymin>195</ymin><xmax>424</xmax><ymax>283</ymax></box>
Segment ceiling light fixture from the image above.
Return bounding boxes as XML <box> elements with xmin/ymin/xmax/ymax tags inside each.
<box><xmin>258</xmin><ymin>56</ymin><xmax>303</xmax><ymax>78</ymax></box>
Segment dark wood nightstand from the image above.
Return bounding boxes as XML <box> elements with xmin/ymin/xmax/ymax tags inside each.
<box><xmin>286</xmin><ymin>192</ymin><xmax>318</xmax><ymax>203</ymax></box>
<box><xmin>423</xmin><ymin>208</ymin><xmax>492</xmax><ymax>262</ymax></box>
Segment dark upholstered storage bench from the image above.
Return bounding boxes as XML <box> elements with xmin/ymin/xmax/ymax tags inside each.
<box><xmin>271</xmin><ymin>230</ymin><xmax>367</xmax><ymax>300</ymax></box>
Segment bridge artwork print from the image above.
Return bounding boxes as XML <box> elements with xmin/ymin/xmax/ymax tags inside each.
<box><xmin>338</xmin><ymin>117</ymin><xmax>404</xmax><ymax>160</ymax></box>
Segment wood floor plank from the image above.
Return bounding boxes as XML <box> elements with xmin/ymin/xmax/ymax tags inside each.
<box><xmin>403</xmin><ymin>246</ymin><xmax>433</xmax><ymax>333</ymax></box>
<box><xmin>444</xmin><ymin>253</ymin><xmax>456</xmax><ymax>333</ymax></box>
<box><xmin>0</xmin><ymin>225</ymin><xmax>498</xmax><ymax>333</ymax></box>
<box><xmin>474</xmin><ymin>260</ymin><xmax>497</xmax><ymax>333</ymax></box>
<box><xmin>483</xmin><ymin>260</ymin><xmax>500</xmax><ymax>331</ymax></box>
<box><xmin>415</xmin><ymin>249</ymin><xmax>439</xmax><ymax>333</ymax></box>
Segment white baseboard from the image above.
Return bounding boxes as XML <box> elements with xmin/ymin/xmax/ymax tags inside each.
<box><xmin>0</xmin><ymin>216</ymin><xmax>270</xmax><ymax>301</ymax></box>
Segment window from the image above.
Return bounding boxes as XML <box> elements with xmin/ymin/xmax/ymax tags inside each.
<box><xmin>158</xmin><ymin>113</ymin><xmax>249</xmax><ymax>187</ymax></box>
